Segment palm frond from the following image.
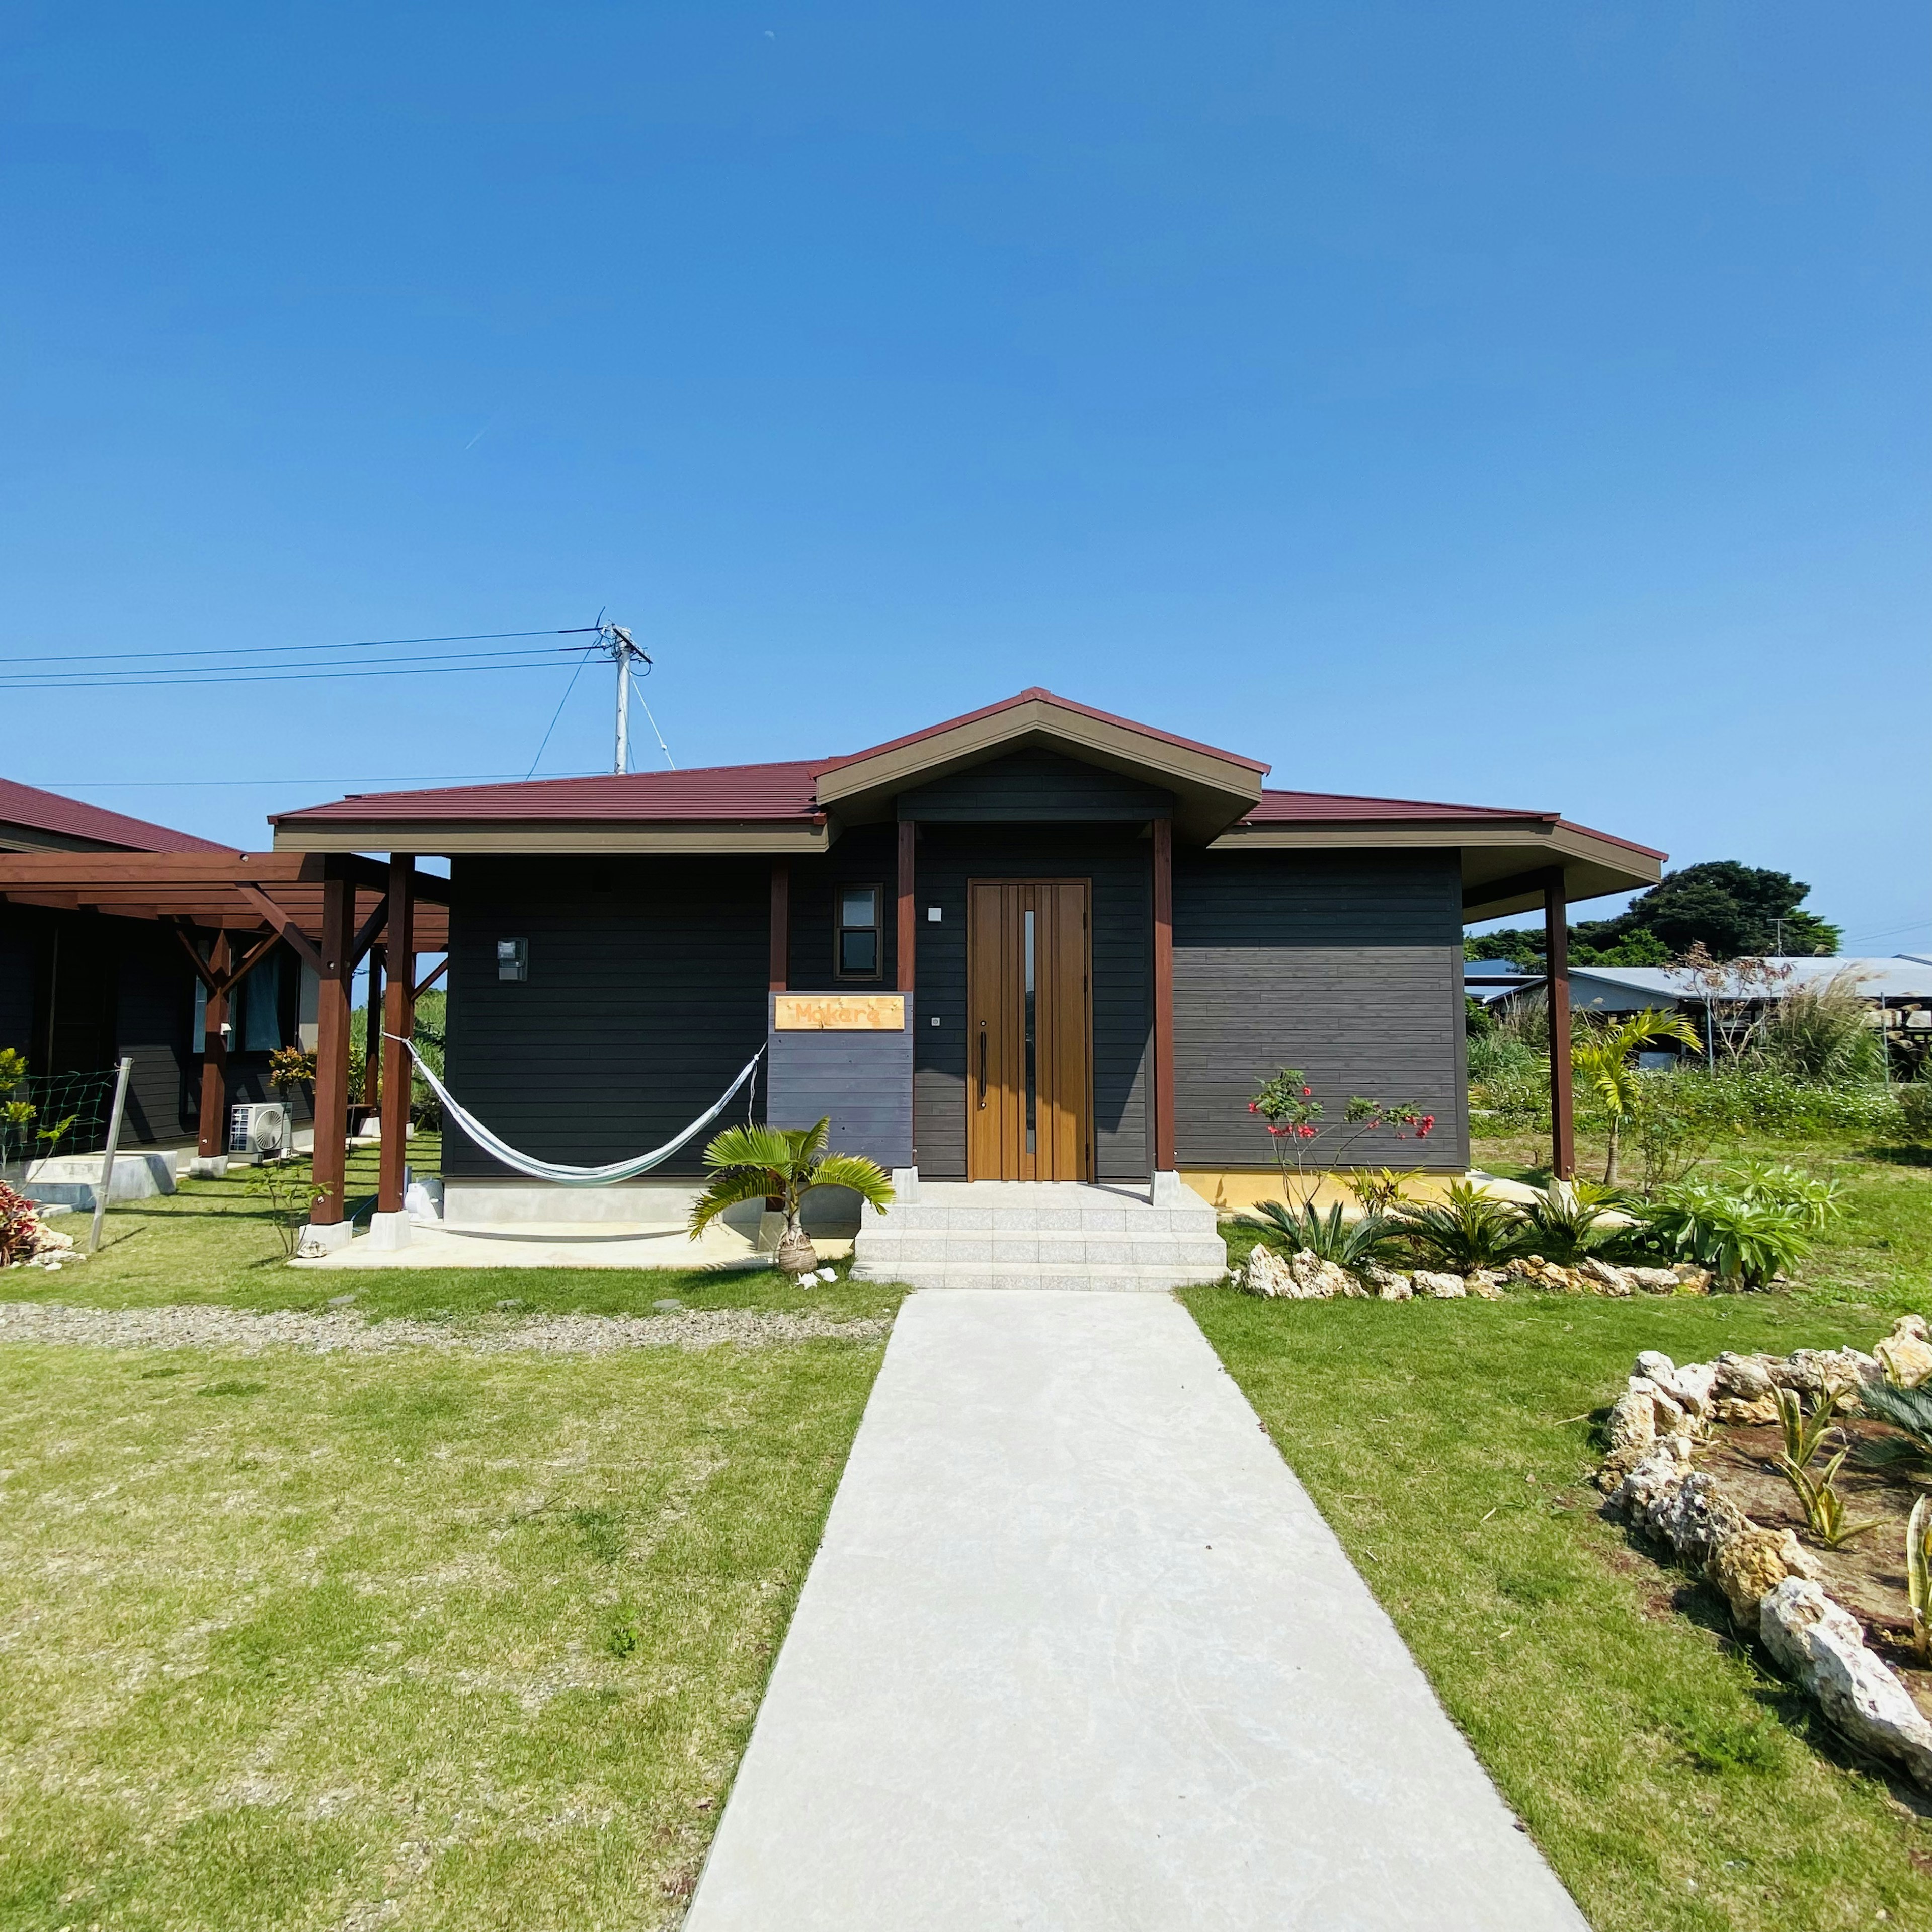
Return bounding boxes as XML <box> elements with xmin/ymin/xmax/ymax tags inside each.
<box><xmin>702</xmin><ymin>1123</ymin><xmax>798</xmax><ymax>1174</ymax></box>
<box><xmin>689</xmin><ymin>1168</ymin><xmax>782</xmax><ymax>1238</ymax></box>
<box><xmin>808</xmin><ymin>1153</ymin><xmax>895</xmax><ymax>1212</ymax></box>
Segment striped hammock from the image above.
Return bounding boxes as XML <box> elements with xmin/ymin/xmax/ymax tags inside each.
<box><xmin>389</xmin><ymin>1036</ymin><xmax>763</xmax><ymax>1186</ymax></box>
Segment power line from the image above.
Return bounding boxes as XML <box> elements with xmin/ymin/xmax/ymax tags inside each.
<box><xmin>0</xmin><ymin>625</ymin><xmax>597</xmax><ymax>668</ymax></box>
<box><xmin>18</xmin><ymin>771</ymin><xmax>599</xmax><ymax>789</ymax></box>
<box><xmin>0</xmin><ymin>653</ymin><xmax>597</xmax><ymax>692</ymax></box>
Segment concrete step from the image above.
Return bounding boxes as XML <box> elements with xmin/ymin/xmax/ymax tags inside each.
<box><xmin>873</xmin><ymin>1203</ymin><xmax>1218</xmax><ymax>1235</ymax></box>
<box><xmin>854</xmin><ymin>1231</ymin><xmax>1230</xmax><ymax>1268</ymax></box>
<box><xmin>850</xmin><ymin>1259</ymin><xmax>1232</xmax><ymax>1292</ymax></box>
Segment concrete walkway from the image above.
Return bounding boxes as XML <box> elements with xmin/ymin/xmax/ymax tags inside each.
<box><xmin>686</xmin><ymin>1291</ymin><xmax>1586</xmax><ymax>1931</ymax></box>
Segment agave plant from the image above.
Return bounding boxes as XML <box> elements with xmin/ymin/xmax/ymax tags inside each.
<box><xmin>1909</xmin><ymin>1497</ymin><xmax>1932</xmax><ymax>1663</ymax></box>
<box><xmin>1777</xmin><ymin>1448</ymin><xmax>1879</xmax><ymax>1549</ymax></box>
<box><xmin>689</xmin><ymin>1117</ymin><xmax>893</xmax><ymax>1274</ymax></box>
<box><xmin>1342</xmin><ymin>1168</ymin><xmax>1422</xmax><ymax>1216</ymax></box>
<box><xmin>1239</xmin><ymin>1199</ymin><xmax>1402</xmax><ymax>1269</ymax></box>
<box><xmin>1774</xmin><ymin>1383</ymin><xmax>1846</xmax><ymax>1472</ymax></box>
<box><xmin>1395</xmin><ymin>1182</ymin><xmax>1530</xmax><ymax>1272</ymax></box>
<box><xmin>1640</xmin><ymin>1180</ymin><xmax>1814</xmax><ymax>1288</ymax></box>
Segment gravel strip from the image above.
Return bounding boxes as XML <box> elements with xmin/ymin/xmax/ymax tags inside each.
<box><xmin>0</xmin><ymin>1300</ymin><xmax>893</xmax><ymax>1357</ymax></box>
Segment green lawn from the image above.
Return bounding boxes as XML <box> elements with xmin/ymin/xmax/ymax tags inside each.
<box><xmin>0</xmin><ymin>1334</ymin><xmax>886</xmax><ymax>1930</ymax></box>
<box><xmin>1188</xmin><ymin>1133</ymin><xmax>1932</xmax><ymax>1931</ymax></box>
<box><xmin>17</xmin><ymin>1138</ymin><xmax>901</xmax><ymax>1325</ymax></box>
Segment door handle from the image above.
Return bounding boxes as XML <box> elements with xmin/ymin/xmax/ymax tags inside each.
<box><xmin>978</xmin><ymin>1023</ymin><xmax>987</xmax><ymax>1109</ymax></box>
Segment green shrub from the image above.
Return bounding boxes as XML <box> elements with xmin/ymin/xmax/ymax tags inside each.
<box><xmin>1397</xmin><ymin>1182</ymin><xmax>1530</xmax><ymax>1271</ymax></box>
<box><xmin>1757</xmin><ymin>974</ymin><xmax>1887</xmax><ymax>1084</ymax></box>
<box><xmin>1516</xmin><ymin>1181</ymin><xmax>1624</xmax><ymax>1262</ymax></box>
<box><xmin>1640</xmin><ymin>1179</ymin><xmax>1815</xmax><ymax>1287</ymax></box>
<box><xmin>1238</xmin><ymin>1200</ymin><xmax>1403</xmax><ymax>1269</ymax></box>
<box><xmin>1722</xmin><ymin>1159</ymin><xmax>1844</xmax><ymax>1232</ymax></box>
<box><xmin>1898</xmin><ymin>1082</ymin><xmax>1932</xmax><ymax>1148</ymax></box>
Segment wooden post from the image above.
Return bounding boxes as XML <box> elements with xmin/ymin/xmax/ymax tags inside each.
<box><xmin>1544</xmin><ymin>867</ymin><xmax>1574</xmax><ymax>1181</ymax></box>
<box><xmin>377</xmin><ymin>858</ymin><xmax>416</xmax><ymax>1215</ymax></box>
<box><xmin>196</xmin><ymin>930</ymin><xmax>232</xmax><ymax>1159</ymax></box>
<box><xmin>310</xmin><ymin>875</ymin><xmax>353</xmax><ymax>1226</ymax></box>
<box><xmin>361</xmin><ymin>944</ymin><xmax>384</xmax><ymax>1111</ymax></box>
<box><xmin>1151</xmin><ymin>817</ymin><xmax>1176</xmax><ymax>1172</ymax></box>
<box><xmin>896</xmin><ymin>821</ymin><xmax>916</xmax><ymax>994</ymax></box>
<box><xmin>768</xmin><ymin>864</ymin><xmax>789</xmax><ymax>992</ymax></box>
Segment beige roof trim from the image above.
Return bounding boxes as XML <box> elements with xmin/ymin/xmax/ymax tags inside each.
<box><xmin>271</xmin><ymin>820</ymin><xmax>836</xmax><ymax>857</ymax></box>
<box><xmin>816</xmin><ymin>697</ymin><xmax>1263</xmax><ymax>840</ymax></box>
<box><xmin>1211</xmin><ymin>817</ymin><xmax>1662</xmax><ymax>918</ymax></box>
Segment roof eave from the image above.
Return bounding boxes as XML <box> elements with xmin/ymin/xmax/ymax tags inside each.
<box><xmin>270</xmin><ymin>817</ymin><xmax>836</xmax><ymax>857</ymax></box>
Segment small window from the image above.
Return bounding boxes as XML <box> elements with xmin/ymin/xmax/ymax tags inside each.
<box><xmin>837</xmin><ymin>886</ymin><xmax>882</xmax><ymax>979</ymax></box>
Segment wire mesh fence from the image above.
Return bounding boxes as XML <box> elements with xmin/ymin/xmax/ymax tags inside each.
<box><xmin>0</xmin><ymin>1068</ymin><xmax>122</xmax><ymax>1176</ymax></box>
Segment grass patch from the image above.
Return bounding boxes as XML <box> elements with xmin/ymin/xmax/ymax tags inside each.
<box><xmin>17</xmin><ymin>1138</ymin><xmax>902</xmax><ymax>1323</ymax></box>
<box><xmin>1186</xmin><ymin>1133</ymin><xmax>1932</xmax><ymax>1929</ymax></box>
<box><xmin>0</xmin><ymin>1329</ymin><xmax>887</xmax><ymax>1929</ymax></box>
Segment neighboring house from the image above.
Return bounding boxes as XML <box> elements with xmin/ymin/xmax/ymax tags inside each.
<box><xmin>0</xmin><ymin>778</ymin><xmax>318</xmax><ymax>1148</ymax></box>
<box><xmin>271</xmin><ymin>688</ymin><xmax>1663</xmax><ymax>1218</ymax></box>
<box><xmin>1478</xmin><ymin>956</ymin><xmax>1932</xmax><ymax>1071</ymax></box>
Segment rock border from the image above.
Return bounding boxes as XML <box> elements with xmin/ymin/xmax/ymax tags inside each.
<box><xmin>1235</xmin><ymin>1245</ymin><xmax>1711</xmax><ymax>1302</ymax></box>
<box><xmin>1593</xmin><ymin>1317</ymin><xmax>1932</xmax><ymax>1791</ymax></box>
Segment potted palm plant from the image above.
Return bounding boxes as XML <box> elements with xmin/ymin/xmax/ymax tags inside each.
<box><xmin>689</xmin><ymin>1117</ymin><xmax>893</xmax><ymax>1274</ymax></box>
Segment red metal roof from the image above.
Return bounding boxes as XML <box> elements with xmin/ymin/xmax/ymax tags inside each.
<box><xmin>273</xmin><ymin>760</ymin><xmax>826</xmax><ymax>826</ymax></box>
<box><xmin>815</xmin><ymin>687</ymin><xmax>1271</xmax><ymax>777</ymax></box>
<box><xmin>0</xmin><ymin>777</ymin><xmax>229</xmax><ymax>853</ymax></box>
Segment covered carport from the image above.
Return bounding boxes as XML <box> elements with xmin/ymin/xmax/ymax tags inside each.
<box><xmin>0</xmin><ymin>850</ymin><xmax>448</xmax><ymax>1241</ymax></box>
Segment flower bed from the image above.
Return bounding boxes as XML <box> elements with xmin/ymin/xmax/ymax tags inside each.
<box><xmin>0</xmin><ymin>1178</ymin><xmax>83</xmax><ymax>1272</ymax></box>
<box><xmin>1595</xmin><ymin>1320</ymin><xmax>1932</xmax><ymax>1790</ymax></box>
<box><xmin>1235</xmin><ymin>1245</ymin><xmax>1712</xmax><ymax>1302</ymax></box>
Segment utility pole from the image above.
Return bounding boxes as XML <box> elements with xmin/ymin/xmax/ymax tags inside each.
<box><xmin>597</xmin><ymin>623</ymin><xmax>649</xmax><ymax>774</ymax></box>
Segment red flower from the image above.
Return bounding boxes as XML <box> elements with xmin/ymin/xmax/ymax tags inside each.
<box><xmin>1302</xmin><ymin>1086</ymin><xmax>1312</xmax><ymax>1098</ymax></box>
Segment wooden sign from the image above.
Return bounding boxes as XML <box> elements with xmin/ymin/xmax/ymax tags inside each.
<box><xmin>774</xmin><ymin>994</ymin><xmax>906</xmax><ymax>1032</ymax></box>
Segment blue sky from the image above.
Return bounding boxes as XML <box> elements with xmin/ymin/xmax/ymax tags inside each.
<box><xmin>3</xmin><ymin>2</ymin><xmax>1926</xmax><ymax>948</ymax></box>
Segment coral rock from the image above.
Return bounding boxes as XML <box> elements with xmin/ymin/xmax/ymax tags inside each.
<box><xmin>1412</xmin><ymin>1270</ymin><xmax>1468</xmax><ymax>1299</ymax></box>
<box><xmin>1579</xmin><ymin>1257</ymin><xmax>1635</xmax><ymax>1296</ymax></box>
<box><xmin>1464</xmin><ymin>1269</ymin><xmax>1507</xmax><ymax>1301</ymax></box>
<box><xmin>1759</xmin><ymin>1579</ymin><xmax>1932</xmax><ymax>1790</ymax></box>
<box><xmin>1646</xmin><ymin>1470</ymin><xmax>1748</xmax><ymax>1564</ymax></box>
<box><xmin>1707</xmin><ymin>1527</ymin><xmax>1791</xmax><ymax>1624</ymax></box>
<box><xmin>1605</xmin><ymin>1390</ymin><xmax>1657</xmax><ymax>1453</ymax></box>
<box><xmin>1874</xmin><ymin>1332</ymin><xmax>1932</xmax><ymax>1391</ymax></box>
<box><xmin>1360</xmin><ymin>1262</ymin><xmax>1413</xmax><ymax>1301</ymax></box>
<box><xmin>1626</xmin><ymin>1267</ymin><xmax>1682</xmax><ymax>1294</ymax></box>
<box><xmin>1287</xmin><ymin>1250</ymin><xmax>1359</xmax><ymax>1299</ymax></box>
<box><xmin>1889</xmin><ymin>1314</ymin><xmax>1929</xmax><ymax>1344</ymax></box>
<box><xmin>1609</xmin><ymin>1440</ymin><xmax>1692</xmax><ymax>1522</ymax></box>
<box><xmin>1713</xmin><ymin>1352</ymin><xmax>1776</xmax><ymax>1401</ymax></box>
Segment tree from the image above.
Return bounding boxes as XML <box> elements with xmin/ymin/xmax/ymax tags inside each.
<box><xmin>688</xmin><ymin>1116</ymin><xmax>894</xmax><ymax>1274</ymax></box>
<box><xmin>1464</xmin><ymin>861</ymin><xmax>1841</xmax><ymax>967</ymax></box>
<box><xmin>1572</xmin><ymin>1010</ymin><xmax>1704</xmax><ymax>1185</ymax></box>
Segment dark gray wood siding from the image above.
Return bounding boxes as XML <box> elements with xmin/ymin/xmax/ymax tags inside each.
<box><xmin>1172</xmin><ymin>849</ymin><xmax>1469</xmax><ymax>1171</ymax></box>
<box><xmin>899</xmin><ymin>824</ymin><xmax>1152</xmax><ymax>1182</ymax></box>
<box><xmin>784</xmin><ymin>824</ymin><xmax>899</xmax><ymax>991</ymax></box>
<box><xmin>443</xmin><ymin>855</ymin><xmax>769</xmax><ymax>1179</ymax></box>
<box><xmin>766</xmin><ymin>995</ymin><xmax>914</xmax><ymax>1170</ymax></box>
<box><xmin>898</xmin><ymin>748</ymin><xmax>1171</xmax><ymax>823</ymax></box>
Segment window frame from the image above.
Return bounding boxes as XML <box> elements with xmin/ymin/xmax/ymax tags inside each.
<box><xmin>834</xmin><ymin>882</ymin><xmax>886</xmax><ymax>982</ymax></box>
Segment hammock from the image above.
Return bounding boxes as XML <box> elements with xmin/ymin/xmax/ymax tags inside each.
<box><xmin>389</xmin><ymin>1036</ymin><xmax>764</xmax><ymax>1186</ymax></box>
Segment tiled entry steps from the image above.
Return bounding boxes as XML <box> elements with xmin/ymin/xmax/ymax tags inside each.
<box><xmin>850</xmin><ymin>1180</ymin><xmax>1228</xmax><ymax>1292</ymax></box>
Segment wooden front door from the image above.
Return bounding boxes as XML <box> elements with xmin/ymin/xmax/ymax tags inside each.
<box><xmin>967</xmin><ymin>880</ymin><xmax>1090</xmax><ymax>1180</ymax></box>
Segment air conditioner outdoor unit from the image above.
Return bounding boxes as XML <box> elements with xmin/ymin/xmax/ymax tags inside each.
<box><xmin>229</xmin><ymin>1102</ymin><xmax>293</xmax><ymax>1161</ymax></box>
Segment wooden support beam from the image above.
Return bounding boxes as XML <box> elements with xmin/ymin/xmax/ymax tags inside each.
<box><xmin>896</xmin><ymin>821</ymin><xmax>915</xmax><ymax>995</ymax></box>
<box><xmin>362</xmin><ymin>946</ymin><xmax>384</xmax><ymax>1110</ymax></box>
<box><xmin>1544</xmin><ymin>867</ymin><xmax>1575</xmax><ymax>1181</ymax></box>
<box><xmin>235</xmin><ymin>884</ymin><xmax>325</xmax><ymax>974</ymax></box>
<box><xmin>768</xmin><ymin>862</ymin><xmax>789</xmax><ymax>993</ymax></box>
<box><xmin>310</xmin><ymin>876</ymin><xmax>354</xmax><ymax>1226</ymax></box>
<box><xmin>169</xmin><ymin>922</ymin><xmax>222</xmax><ymax>995</ymax></box>
<box><xmin>350</xmin><ymin>894</ymin><xmax>390</xmax><ymax>967</ymax></box>
<box><xmin>1151</xmin><ymin>816</ymin><xmax>1176</xmax><ymax>1172</ymax></box>
<box><xmin>377</xmin><ymin>856</ymin><xmax>416</xmax><ymax>1215</ymax></box>
<box><xmin>196</xmin><ymin>931</ymin><xmax>231</xmax><ymax>1159</ymax></box>
<box><xmin>412</xmin><ymin>957</ymin><xmax>448</xmax><ymax>1000</ymax></box>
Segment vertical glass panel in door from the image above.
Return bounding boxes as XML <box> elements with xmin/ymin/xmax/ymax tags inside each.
<box><xmin>1023</xmin><ymin>908</ymin><xmax>1036</xmax><ymax>1154</ymax></box>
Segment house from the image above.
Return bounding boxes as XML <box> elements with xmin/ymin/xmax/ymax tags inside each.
<box><xmin>0</xmin><ymin>779</ymin><xmax>448</xmax><ymax>1167</ymax></box>
<box><xmin>270</xmin><ymin>689</ymin><xmax>1663</xmax><ymax>1263</ymax></box>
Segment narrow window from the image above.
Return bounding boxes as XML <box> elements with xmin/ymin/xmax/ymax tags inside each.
<box><xmin>1023</xmin><ymin>906</ymin><xmax>1037</xmax><ymax>1154</ymax></box>
<box><xmin>837</xmin><ymin>886</ymin><xmax>882</xmax><ymax>979</ymax></box>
